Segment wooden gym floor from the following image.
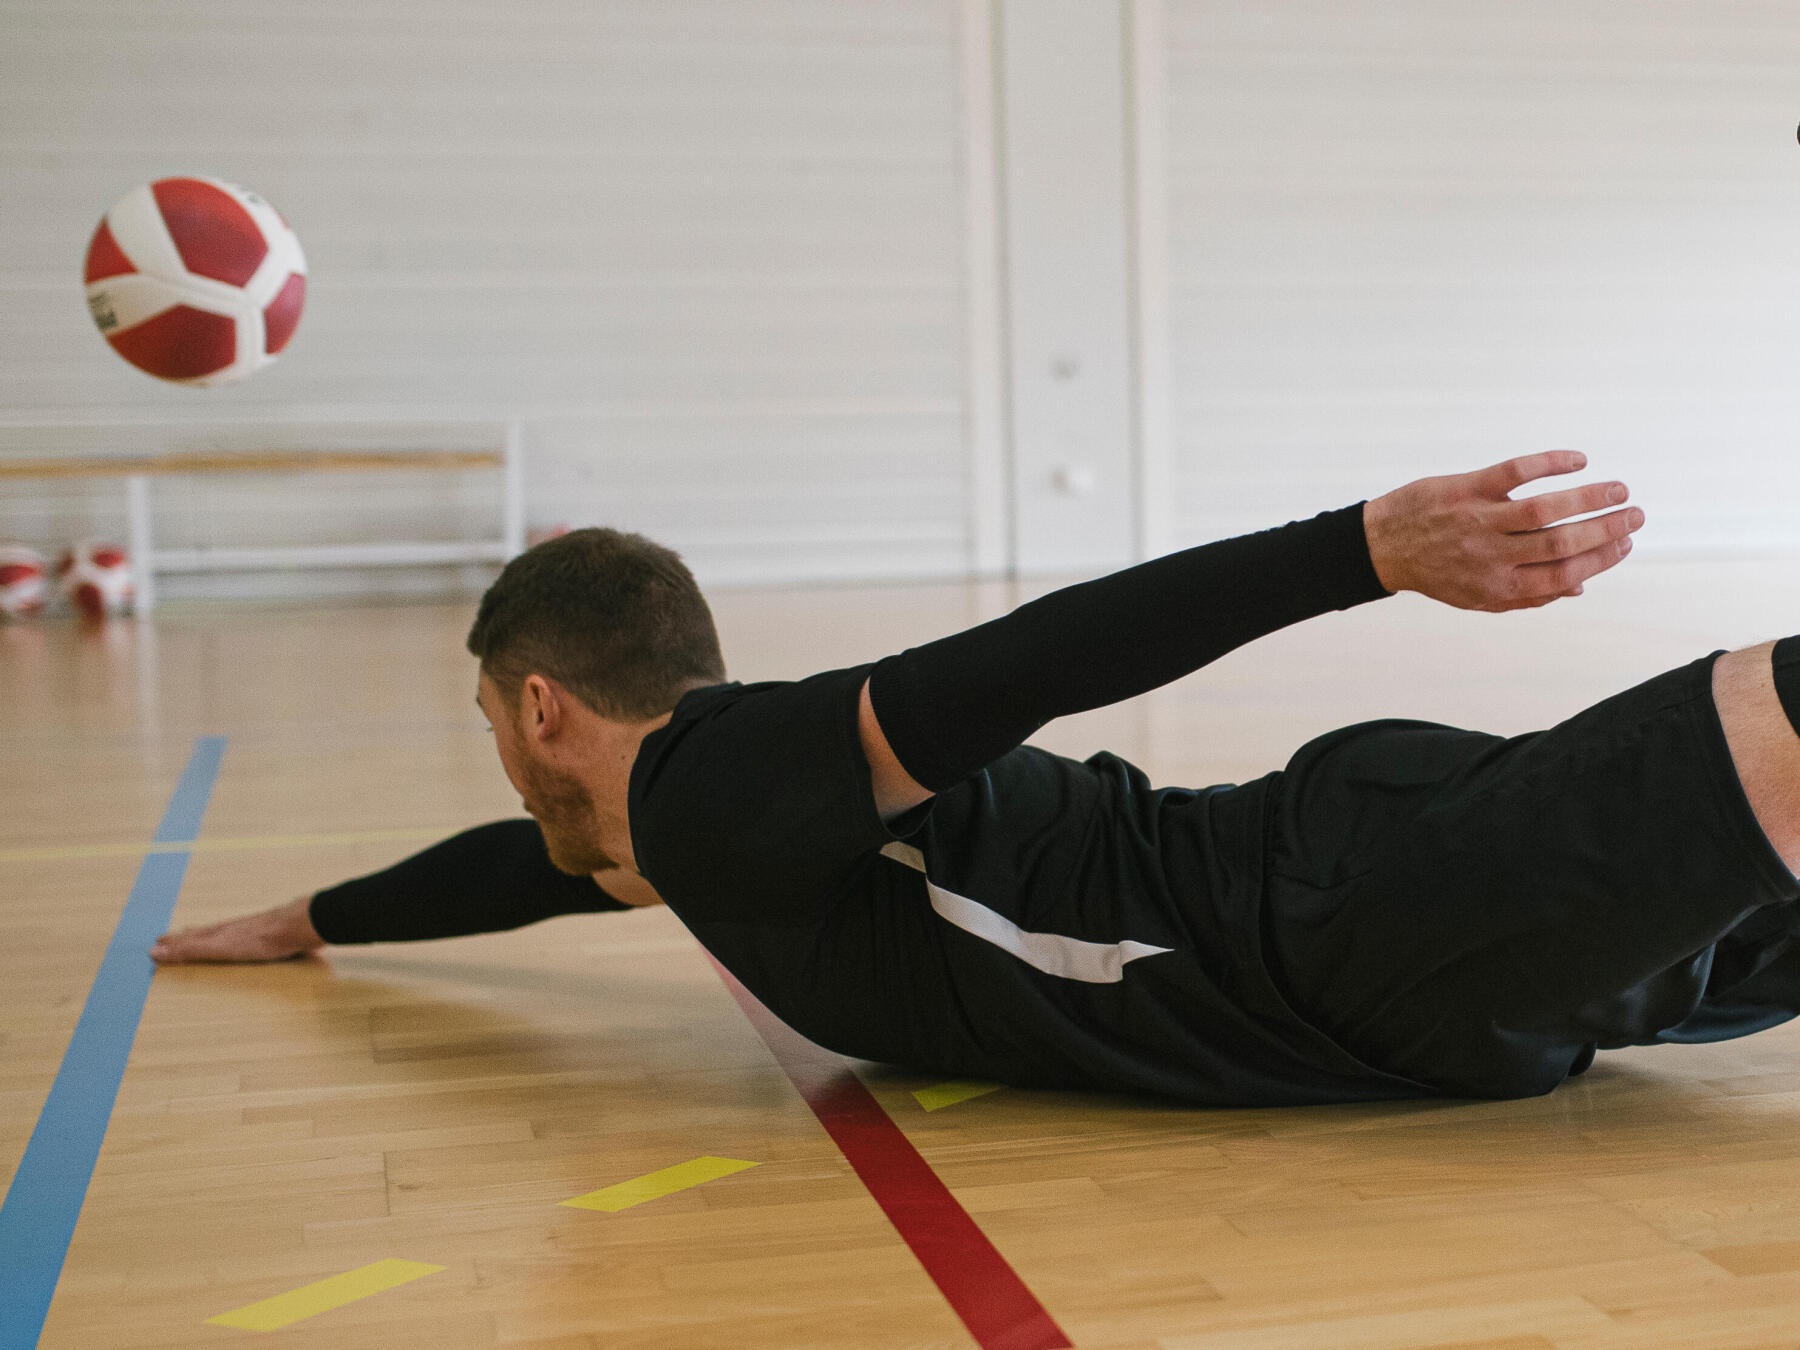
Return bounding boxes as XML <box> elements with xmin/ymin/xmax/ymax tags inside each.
<box><xmin>9</xmin><ymin>553</ymin><xmax>1800</xmax><ymax>1350</ymax></box>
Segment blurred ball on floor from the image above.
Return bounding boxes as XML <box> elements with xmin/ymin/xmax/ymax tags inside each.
<box><xmin>0</xmin><ymin>545</ymin><xmax>47</xmax><ymax>620</ymax></box>
<box><xmin>56</xmin><ymin>543</ymin><xmax>135</xmax><ymax>620</ymax></box>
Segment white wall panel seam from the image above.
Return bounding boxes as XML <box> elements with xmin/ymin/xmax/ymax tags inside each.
<box><xmin>1126</xmin><ymin>0</ymin><xmax>1173</xmax><ymax>563</ymax></box>
<box><xmin>958</xmin><ymin>0</ymin><xmax>1012</xmax><ymax>577</ymax></box>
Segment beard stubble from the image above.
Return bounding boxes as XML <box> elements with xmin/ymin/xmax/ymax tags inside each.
<box><xmin>520</xmin><ymin>757</ymin><xmax>616</xmax><ymax>875</ymax></box>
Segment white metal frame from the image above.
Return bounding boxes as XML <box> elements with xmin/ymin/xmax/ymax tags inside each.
<box><xmin>18</xmin><ymin>421</ymin><xmax>526</xmax><ymax>616</ymax></box>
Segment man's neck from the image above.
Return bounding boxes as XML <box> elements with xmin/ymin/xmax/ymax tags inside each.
<box><xmin>584</xmin><ymin>708</ymin><xmax>675</xmax><ymax>874</ymax></box>
<box><xmin>593</xmin><ymin>868</ymin><xmax>665</xmax><ymax>907</ymax></box>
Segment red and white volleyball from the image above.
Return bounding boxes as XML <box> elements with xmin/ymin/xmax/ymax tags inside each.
<box><xmin>0</xmin><ymin>546</ymin><xmax>48</xmax><ymax>620</ymax></box>
<box><xmin>56</xmin><ymin>543</ymin><xmax>135</xmax><ymax>619</ymax></box>
<box><xmin>83</xmin><ymin>177</ymin><xmax>306</xmax><ymax>386</ymax></box>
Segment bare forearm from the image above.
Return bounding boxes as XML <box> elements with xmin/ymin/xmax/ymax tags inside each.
<box><xmin>286</xmin><ymin>894</ymin><xmax>325</xmax><ymax>949</ymax></box>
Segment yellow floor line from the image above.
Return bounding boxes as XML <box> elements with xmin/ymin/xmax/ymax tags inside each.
<box><xmin>561</xmin><ymin>1156</ymin><xmax>760</xmax><ymax>1213</ymax></box>
<box><xmin>0</xmin><ymin>827</ymin><xmax>447</xmax><ymax>865</ymax></box>
<box><xmin>913</xmin><ymin>1080</ymin><xmax>1004</xmax><ymax>1111</ymax></box>
<box><xmin>204</xmin><ymin>1258</ymin><xmax>445</xmax><ymax>1332</ymax></box>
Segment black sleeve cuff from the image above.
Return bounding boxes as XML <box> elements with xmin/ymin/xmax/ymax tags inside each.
<box><xmin>1324</xmin><ymin>499</ymin><xmax>1393</xmax><ymax>604</ymax></box>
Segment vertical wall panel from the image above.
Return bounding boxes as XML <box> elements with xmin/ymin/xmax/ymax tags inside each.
<box><xmin>998</xmin><ymin>0</ymin><xmax>1138</xmax><ymax>575</ymax></box>
<box><xmin>1162</xmin><ymin>2</ymin><xmax>1800</xmax><ymax>551</ymax></box>
<box><xmin>0</xmin><ymin>0</ymin><xmax>969</xmax><ymax>595</ymax></box>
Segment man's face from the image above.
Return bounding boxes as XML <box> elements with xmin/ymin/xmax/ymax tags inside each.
<box><xmin>477</xmin><ymin>673</ymin><xmax>616</xmax><ymax>876</ymax></box>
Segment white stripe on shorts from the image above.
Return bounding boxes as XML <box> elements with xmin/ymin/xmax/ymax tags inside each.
<box><xmin>879</xmin><ymin>841</ymin><xmax>1173</xmax><ymax>984</ymax></box>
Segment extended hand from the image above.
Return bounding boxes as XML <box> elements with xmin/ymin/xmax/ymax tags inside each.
<box><xmin>150</xmin><ymin>895</ymin><xmax>324</xmax><ymax>964</ymax></box>
<box><xmin>1362</xmin><ymin>451</ymin><xmax>1644</xmax><ymax>612</ymax></box>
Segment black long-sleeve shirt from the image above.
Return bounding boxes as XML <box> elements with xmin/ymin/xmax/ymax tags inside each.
<box><xmin>306</xmin><ymin>505</ymin><xmax>1429</xmax><ymax>1105</ymax></box>
<box><xmin>314</xmin><ymin>504</ymin><xmax>1384</xmax><ymax>944</ymax></box>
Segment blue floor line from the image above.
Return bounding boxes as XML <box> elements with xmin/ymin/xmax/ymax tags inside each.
<box><xmin>0</xmin><ymin>736</ymin><xmax>227</xmax><ymax>1350</ymax></box>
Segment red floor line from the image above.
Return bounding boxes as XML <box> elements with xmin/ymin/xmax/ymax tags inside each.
<box><xmin>709</xmin><ymin>957</ymin><xmax>1072</xmax><ymax>1350</ymax></box>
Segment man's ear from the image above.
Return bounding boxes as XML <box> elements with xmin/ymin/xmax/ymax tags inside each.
<box><xmin>520</xmin><ymin>674</ymin><xmax>564</xmax><ymax>739</ymax></box>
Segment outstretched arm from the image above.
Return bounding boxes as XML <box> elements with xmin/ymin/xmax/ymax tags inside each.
<box><xmin>862</xmin><ymin>451</ymin><xmax>1641</xmax><ymax>806</ymax></box>
<box><xmin>151</xmin><ymin>819</ymin><xmax>633</xmax><ymax>964</ymax></box>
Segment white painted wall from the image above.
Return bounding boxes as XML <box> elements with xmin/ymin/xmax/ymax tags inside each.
<box><xmin>0</xmin><ymin>0</ymin><xmax>969</xmax><ymax>597</ymax></box>
<box><xmin>5</xmin><ymin>2</ymin><xmax>1799</xmax><ymax>603</ymax></box>
<box><xmin>1158</xmin><ymin>1</ymin><xmax>1800</xmax><ymax>553</ymax></box>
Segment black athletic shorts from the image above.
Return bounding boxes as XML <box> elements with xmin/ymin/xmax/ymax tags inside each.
<box><xmin>1263</xmin><ymin>650</ymin><xmax>1800</xmax><ymax>1100</ymax></box>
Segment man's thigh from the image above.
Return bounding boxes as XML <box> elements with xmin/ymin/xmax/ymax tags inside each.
<box><xmin>1715</xmin><ymin>640</ymin><xmax>1800</xmax><ymax>876</ymax></box>
<box><xmin>1265</xmin><ymin>651</ymin><xmax>1798</xmax><ymax>1098</ymax></box>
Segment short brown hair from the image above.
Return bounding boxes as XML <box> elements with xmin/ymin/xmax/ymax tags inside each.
<box><xmin>467</xmin><ymin>528</ymin><xmax>726</xmax><ymax>719</ymax></box>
